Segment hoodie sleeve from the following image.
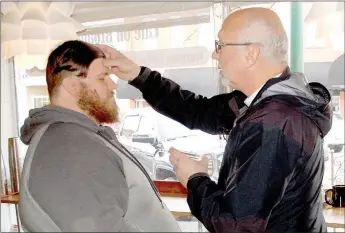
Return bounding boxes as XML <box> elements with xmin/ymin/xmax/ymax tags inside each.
<box><xmin>28</xmin><ymin>124</ymin><xmax>143</xmax><ymax>232</ymax></box>
<box><xmin>129</xmin><ymin>66</ymin><xmax>246</xmax><ymax>135</ymax></box>
<box><xmin>186</xmin><ymin>119</ymin><xmax>300</xmax><ymax>233</ymax></box>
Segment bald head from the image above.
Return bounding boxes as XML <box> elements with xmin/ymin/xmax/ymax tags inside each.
<box><xmin>221</xmin><ymin>7</ymin><xmax>288</xmax><ymax>64</ymax></box>
<box><xmin>213</xmin><ymin>7</ymin><xmax>289</xmax><ymax>95</ymax></box>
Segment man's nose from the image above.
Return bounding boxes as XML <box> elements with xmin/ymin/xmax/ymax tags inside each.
<box><xmin>109</xmin><ymin>74</ymin><xmax>118</xmax><ymax>90</ymax></box>
<box><xmin>110</xmin><ymin>81</ymin><xmax>118</xmax><ymax>90</ymax></box>
<box><xmin>212</xmin><ymin>50</ymin><xmax>219</xmax><ymax>60</ymax></box>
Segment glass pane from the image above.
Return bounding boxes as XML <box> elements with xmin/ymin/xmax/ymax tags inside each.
<box><xmin>302</xmin><ymin>2</ymin><xmax>345</xmax><ymax>190</ymax></box>
<box><xmin>121</xmin><ymin>115</ymin><xmax>140</xmax><ymax>138</ymax></box>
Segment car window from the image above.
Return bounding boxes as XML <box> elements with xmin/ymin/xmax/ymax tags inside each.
<box><xmin>121</xmin><ymin>115</ymin><xmax>140</xmax><ymax>138</ymax></box>
<box><xmin>157</xmin><ymin>114</ymin><xmax>203</xmax><ymax>141</ymax></box>
<box><xmin>137</xmin><ymin>116</ymin><xmax>156</xmax><ymax>136</ymax></box>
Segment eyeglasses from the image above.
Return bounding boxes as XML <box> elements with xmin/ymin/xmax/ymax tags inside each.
<box><xmin>215</xmin><ymin>40</ymin><xmax>262</xmax><ymax>53</ymax></box>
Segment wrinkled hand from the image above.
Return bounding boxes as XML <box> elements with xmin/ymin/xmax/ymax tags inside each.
<box><xmin>95</xmin><ymin>44</ymin><xmax>141</xmax><ymax>81</ymax></box>
<box><xmin>169</xmin><ymin>147</ymin><xmax>209</xmax><ymax>187</ymax></box>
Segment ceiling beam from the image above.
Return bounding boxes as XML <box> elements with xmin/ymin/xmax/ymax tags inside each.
<box><xmin>223</xmin><ymin>1</ymin><xmax>272</xmax><ymax>8</ymax></box>
<box><xmin>72</xmin><ymin>2</ymin><xmax>213</xmax><ymax>23</ymax></box>
<box><xmin>78</xmin><ymin>15</ymin><xmax>210</xmax><ymax>35</ymax></box>
<box><xmin>74</xmin><ymin>2</ymin><xmax>154</xmax><ymax>15</ymax></box>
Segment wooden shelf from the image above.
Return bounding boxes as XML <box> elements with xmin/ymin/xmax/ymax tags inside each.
<box><xmin>2</xmin><ymin>189</ymin><xmax>343</xmax><ymax>228</ymax></box>
<box><xmin>1</xmin><ymin>193</ymin><xmax>19</xmax><ymax>204</ymax></box>
<box><xmin>323</xmin><ymin>203</ymin><xmax>345</xmax><ymax>228</ymax></box>
<box><xmin>154</xmin><ymin>180</ymin><xmax>188</xmax><ymax>197</ymax></box>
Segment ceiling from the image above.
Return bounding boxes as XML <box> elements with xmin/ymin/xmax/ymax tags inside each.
<box><xmin>72</xmin><ymin>1</ymin><xmax>276</xmax><ymax>35</ymax></box>
<box><xmin>4</xmin><ymin>1</ymin><xmax>330</xmax><ymax>35</ymax></box>
<box><xmin>72</xmin><ymin>2</ymin><xmax>214</xmax><ymax>23</ymax></box>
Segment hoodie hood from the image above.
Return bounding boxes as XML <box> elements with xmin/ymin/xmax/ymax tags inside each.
<box><xmin>249</xmin><ymin>67</ymin><xmax>332</xmax><ymax>137</ymax></box>
<box><xmin>20</xmin><ymin>105</ymin><xmax>99</xmax><ymax>145</ymax></box>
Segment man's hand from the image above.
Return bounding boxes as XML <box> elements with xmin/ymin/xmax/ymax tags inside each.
<box><xmin>95</xmin><ymin>44</ymin><xmax>141</xmax><ymax>81</ymax></box>
<box><xmin>169</xmin><ymin>147</ymin><xmax>209</xmax><ymax>187</ymax></box>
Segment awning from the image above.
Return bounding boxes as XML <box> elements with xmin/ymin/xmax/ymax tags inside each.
<box><xmin>78</xmin><ymin>14</ymin><xmax>210</xmax><ymax>35</ymax></box>
<box><xmin>303</xmin><ymin>61</ymin><xmax>345</xmax><ymax>90</ymax></box>
<box><xmin>305</xmin><ymin>2</ymin><xmax>340</xmax><ymax>22</ymax></box>
<box><xmin>116</xmin><ymin>67</ymin><xmax>221</xmax><ymax>99</ymax></box>
<box><xmin>328</xmin><ymin>54</ymin><xmax>344</xmax><ymax>90</ymax></box>
<box><xmin>73</xmin><ymin>2</ymin><xmax>213</xmax><ymax>23</ymax></box>
<box><xmin>304</xmin><ymin>62</ymin><xmax>333</xmax><ymax>87</ymax></box>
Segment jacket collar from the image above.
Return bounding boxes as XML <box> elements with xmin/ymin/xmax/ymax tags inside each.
<box><xmin>228</xmin><ymin>66</ymin><xmax>292</xmax><ymax>118</ymax></box>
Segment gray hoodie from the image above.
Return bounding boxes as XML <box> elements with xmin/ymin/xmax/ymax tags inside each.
<box><xmin>19</xmin><ymin>105</ymin><xmax>181</xmax><ymax>232</ymax></box>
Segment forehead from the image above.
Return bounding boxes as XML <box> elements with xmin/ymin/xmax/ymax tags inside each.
<box><xmin>218</xmin><ymin>29</ymin><xmax>236</xmax><ymax>42</ymax></box>
<box><xmin>218</xmin><ymin>15</ymin><xmax>243</xmax><ymax>41</ymax></box>
<box><xmin>218</xmin><ymin>25</ymin><xmax>239</xmax><ymax>42</ymax></box>
<box><xmin>87</xmin><ymin>58</ymin><xmax>109</xmax><ymax>77</ymax></box>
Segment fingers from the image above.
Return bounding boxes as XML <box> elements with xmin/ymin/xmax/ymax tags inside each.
<box><xmin>103</xmin><ymin>58</ymin><xmax>120</xmax><ymax>68</ymax></box>
<box><xmin>94</xmin><ymin>44</ymin><xmax>123</xmax><ymax>59</ymax></box>
<box><xmin>94</xmin><ymin>44</ymin><xmax>111</xmax><ymax>59</ymax></box>
<box><xmin>169</xmin><ymin>147</ymin><xmax>185</xmax><ymax>166</ymax></box>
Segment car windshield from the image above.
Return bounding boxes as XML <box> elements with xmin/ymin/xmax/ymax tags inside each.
<box><xmin>157</xmin><ymin>114</ymin><xmax>203</xmax><ymax>141</ymax></box>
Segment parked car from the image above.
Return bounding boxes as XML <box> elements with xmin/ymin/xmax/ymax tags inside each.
<box><xmin>118</xmin><ymin>108</ymin><xmax>225</xmax><ymax>181</ymax></box>
<box><xmin>324</xmin><ymin>112</ymin><xmax>344</xmax><ymax>153</ymax></box>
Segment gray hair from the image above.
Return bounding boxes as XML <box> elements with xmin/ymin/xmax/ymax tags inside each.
<box><xmin>237</xmin><ymin>19</ymin><xmax>289</xmax><ymax>64</ymax></box>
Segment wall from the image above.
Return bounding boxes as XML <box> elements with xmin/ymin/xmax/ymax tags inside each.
<box><xmin>304</xmin><ymin>10</ymin><xmax>344</xmax><ymax>63</ymax></box>
<box><xmin>1</xmin><ymin>58</ymin><xmax>19</xmax><ymax>232</ymax></box>
<box><xmin>340</xmin><ymin>91</ymin><xmax>344</xmax><ymax>119</ymax></box>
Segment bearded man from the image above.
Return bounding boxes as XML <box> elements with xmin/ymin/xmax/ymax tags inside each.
<box><xmin>18</xmin><ymin>40</ymin><xmax>181</xmax><ymax>232</ymax></box>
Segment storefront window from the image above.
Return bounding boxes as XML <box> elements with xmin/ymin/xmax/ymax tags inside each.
<box><xmin>8</xmin><ymin>2</ymin><xmax>344</xmax><ymax>232</ymax></box>
<box><xmin>14</xmin><ymin>3</ymin><xmax>226</xmax><ymax>185</ymax></box>
<box><xmin>303</xmin><ymin>3</ymin><xmax>345</xmax><ymax>193</ymax></box>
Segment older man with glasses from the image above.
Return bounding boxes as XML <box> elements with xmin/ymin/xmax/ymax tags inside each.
<box><xmin>98</xmin><ymin>7</ymin><xmax>332</xmax><ymax>232</ymax></box>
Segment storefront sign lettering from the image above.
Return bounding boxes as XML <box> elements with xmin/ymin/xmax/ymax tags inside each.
<box><xmin>79</xmin><ymin>28</ymin><xmax>159</xmax><ymax>44</ymax></box>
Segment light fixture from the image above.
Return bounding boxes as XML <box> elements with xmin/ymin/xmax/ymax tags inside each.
<box><xmin>1</xmin><ymin>2</ymin><xmax>85</xmax><ymax>70</ymax></box>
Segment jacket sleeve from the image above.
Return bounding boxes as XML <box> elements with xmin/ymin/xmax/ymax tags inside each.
<box><xmin>186</xmin><ymin>121</ymin><xmax>299</xmax><ymax>233</ymax></box>
<box><xmin>28</xmin><ymin>124</ymin><xmax>144</xmax><ymax>232</ymax></box>
<box><xmin>129</xmin><ymin>66</ymin><xmax>246</xmax><ymax>135</ymax></box>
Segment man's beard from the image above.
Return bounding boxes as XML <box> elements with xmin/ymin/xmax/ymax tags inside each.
<box><xmin>77</xmin><ymin>84</ymin><xmax>119</xmax><ymax>124</ymax></box>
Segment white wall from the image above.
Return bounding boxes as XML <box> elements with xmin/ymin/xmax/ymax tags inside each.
<box><xmin>1</xmin><ymin>58</ymin><xmax>19</xmax><ymax>232</ymax></box>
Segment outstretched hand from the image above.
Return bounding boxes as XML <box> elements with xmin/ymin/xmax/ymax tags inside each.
<box><xmin>169</xmin><ymin>147</ymin><xmax>209</xmax><ymax>187</ymax></box>
<box><xmin>95</xmin><ymin>44</ymin><xmax>141</xmax><ymax>81</ymax></box>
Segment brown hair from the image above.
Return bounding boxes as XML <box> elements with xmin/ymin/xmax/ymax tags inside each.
<box><xmin>45</xmin><ymin>40</ymin><xmax>105</xmax><ymax>99</ymax></box>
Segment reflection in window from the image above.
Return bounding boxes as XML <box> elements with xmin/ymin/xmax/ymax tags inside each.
<box><xmin>33</xmin><ymin>96</ymin><xmax>49</xmax><ymax>108</ymax></box>
<box><xmin>135</xmin><ymin>99</ymin><xmax>150</xmax><ymax>108</ymax></box>
<box><xmin>157</xmin><ymin>114</ymin><xmax>202</xmax><ymax>141</ymax></box>
<box><xmin>137</xmin><ymin>116</ymin><xmax>155</xmax><ymax>136</ymax></box>
<box><xmin>121</xmin><ymin>115</ymin><xmax>140</xmax><ymax>138</ymax></box>
<box><xmin>170</xmin><ymin>25</ymin><xmax>185</xmax><ymax>48</ymax></box>
<box><xmin>113</xmin><ymin>32</ymin><xmax>127</xmax><ymax>51</ymax></box>
<box><xmin>332</xmin><ymin>96</ymin><xmax>340</xmax><ymax>113</ymax></box>
<box><xmin>305</xmin><ymin>21</ymin><xmax>326</xmax><ymax>48</ymax></box>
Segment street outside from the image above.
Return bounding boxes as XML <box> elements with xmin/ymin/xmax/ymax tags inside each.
<box><xmin>323</xmin><ymin>148</ymin><xmax>345</xmax><ymax>189</ymax></box>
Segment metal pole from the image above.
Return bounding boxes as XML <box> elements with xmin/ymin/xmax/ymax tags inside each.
<box><xmin>290</xmin><ymin>2</ymin><xmax>304</xmax><ymax>72</ymax></box>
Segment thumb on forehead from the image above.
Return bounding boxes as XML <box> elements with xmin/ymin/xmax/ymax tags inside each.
<box><xmin>103</xmin><ymin>59</ymin><xmax>120</xmax><ymax>68</ymax></box>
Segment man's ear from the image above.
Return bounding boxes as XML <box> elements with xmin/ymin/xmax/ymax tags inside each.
<box><xmin>62</xmin><ymin>77</ymin><xmax>81</xmax><ymax>96</ymax></box>
<box><xmin>245</xmin><ymin>45</ymin><xmax>260</xmax><ymax>68</ymax></box>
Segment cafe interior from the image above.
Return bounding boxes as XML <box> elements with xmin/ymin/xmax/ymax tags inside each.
<box><xmin>1</xmin><ymin>1</ymin><xmax>344</xmax><ymax>232</ymax></box>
